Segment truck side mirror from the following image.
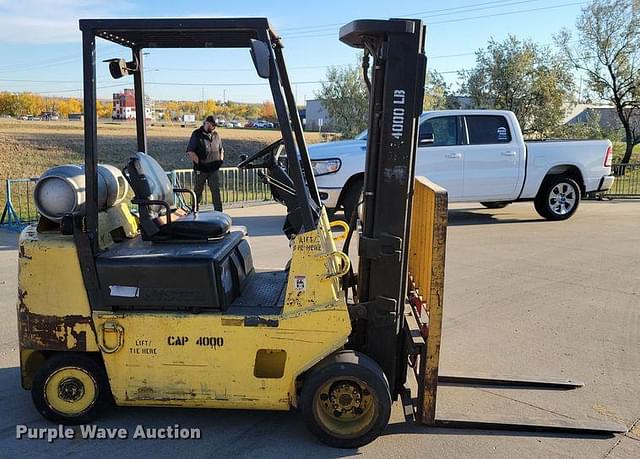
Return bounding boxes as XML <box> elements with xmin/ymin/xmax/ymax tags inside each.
<box><xmin>419</xmin><ymin>133</ymin><xmax>434</xmax><ymax>145</ymax></box>
<box><xmin>250</xmin><ymin>39</ymin><xmax>271</xmax><ymax>79</ymax></box>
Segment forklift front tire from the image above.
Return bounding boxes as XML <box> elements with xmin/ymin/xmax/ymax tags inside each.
<box><xmin>301</xmin><ymin>350</ymin><xmax>391</xmax><ymax>449</ymax></box>
<box><xmin>32</xmin><ymin>353</ymin><xmax>109</xmax><ymax>424</ymax></box>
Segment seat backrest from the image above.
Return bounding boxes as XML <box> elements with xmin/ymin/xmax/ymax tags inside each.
<box><xmin>123</xmin><ymin>152</ymin><xmax>174</xmax><ymax>238</ymax></box>
<box><xmin>126</xmin><ymin>152</ymin><xmax>175</xmax><ymax>210</ymax></box>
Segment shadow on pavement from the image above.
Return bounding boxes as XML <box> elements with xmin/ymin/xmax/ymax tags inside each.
<box><xmin>0</xmin><ymin>366</ymin><xmax>355</xmax><ymax>458</ymax></box>
<box><xmin>0</xmin><ymin>230</ymin><xmax>19</xmax><ymax>251</ymax></box>
<box><xmin>382</xmin><ymin>416</ymin><xmax>617</xmax><ymax>440</ymax></box>
<box><xmin>447</xmin><ymin>209</ymin><xmax>542</xmax><ymax>226</ymax></box>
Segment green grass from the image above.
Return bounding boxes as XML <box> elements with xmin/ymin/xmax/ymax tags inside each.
<box><xmin>611</xmin><ymin>142</ymin><xmax>640</xmax><ymax>163</ymax></box>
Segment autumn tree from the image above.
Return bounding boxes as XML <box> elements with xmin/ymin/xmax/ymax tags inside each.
<box><xmin>0</xmin><ymin>92</ymin><xmax>45</xmax><ymax>116</ymax></box>
<box><xmin>556</xmin><ymin>0</ymin><xmax>640</xmax><ymax>164</ymax></box>
<box><xmin>460</xmin><ymin>36</ymin><xmax>574</xmax><ymax>135</ymax></box>
<box><xmin>55</xmin><ymin>98</ymin><xmax>83</xmax><ymax>117</ymax></box>
<box><xmin>96</xmin><ymin>100</ymin><xmax>112</xmax><ymax>119</ymax></box>
<box><xmin>259</xmin><ymin>101</ymin><xmax>276</xmax><ymax>121</ymax></box>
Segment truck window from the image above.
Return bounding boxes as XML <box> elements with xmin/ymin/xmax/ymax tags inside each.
<box><xmin>419</xmin><ymin>116</ymin><xmax>457</xmax><ymax>146</ymax></box>
<box><xmin>465</xmin><ymin>115</ymin><xmax>512</xmax><ymax>144</ymax></box>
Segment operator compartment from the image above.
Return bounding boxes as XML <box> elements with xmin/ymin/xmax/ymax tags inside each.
<box><xmin>95</xmin><ymin>230</ymin><xmax>254</xmax><ymax>311</ymax></box>
<box><xmin>95</xmin><ymin>151</ymin><xmax>258</xmax><ymax>312</ymax></box>
<box><xmin>29</xmin><ymin>151</ymin><xmax>265</xmax><ymax>314</ymax></box>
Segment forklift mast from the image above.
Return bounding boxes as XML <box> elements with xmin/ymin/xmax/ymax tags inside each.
<box><xmin>339</xmin><ymin>19</ymin><xmax>426</xmax><ymax>397</ymax></box>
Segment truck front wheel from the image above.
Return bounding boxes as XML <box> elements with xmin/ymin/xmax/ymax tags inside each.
<box><xmin>534</xmin><ymin>176</ymin><xmax>581</xmax><ymax>221</ymax></box>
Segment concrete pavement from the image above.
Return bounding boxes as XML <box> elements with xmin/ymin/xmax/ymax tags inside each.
<box><xmin>0</xmin><ymin>201</ymin><xmax>638</xmax><ymax>458</ymax></box>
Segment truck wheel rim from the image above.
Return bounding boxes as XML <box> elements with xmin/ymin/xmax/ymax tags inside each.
<box><xmin>44</xmin><ymin>367</ymin><xmax>97</xmax><ymax>416</ymax></box>
<box><xmin>313</xmin><ymin>377</ymin><xmax>378</xmax><ymax>439</ymax></box>
<box><xmin>548</xmin><ymin>182</ymin><xmax>576</xmax><ymax>215</ymax></box>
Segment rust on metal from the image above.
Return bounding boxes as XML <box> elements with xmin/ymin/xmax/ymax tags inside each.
<box><xmin>18</xmin><ymin>291</ymin><xmax>94</xmax><ymax>351</ymax></box>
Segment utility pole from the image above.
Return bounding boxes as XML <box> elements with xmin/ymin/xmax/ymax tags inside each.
<box><xmin>201</xmin><ymin>87</ymin><xmax>205</xmax><ymax>116</ymax></box>
<box><xmin>223</xmin><ymin>89</ymin><xmax>226</xmax><ymax>104</ymax></box>
<box><xmin>578</xmin><ymin>76</ymin><xmax>583</xmax><ymax>104</ymax></box>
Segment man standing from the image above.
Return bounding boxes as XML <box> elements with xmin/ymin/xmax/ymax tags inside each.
<box><xmin>186</xmin><ymin>115</ymin><xmax>224</xmax><ymax>211</ymax></box>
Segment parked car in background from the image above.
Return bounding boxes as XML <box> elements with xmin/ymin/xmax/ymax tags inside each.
<box><xmin>251</xmin><ymin>120</ymin><xmax>274</xmax><ymax>129</ymax></box>
<box><xmin>309</xmin><ymin>110</ymin><xmax>615</xmax><ymax>221</ymax></box>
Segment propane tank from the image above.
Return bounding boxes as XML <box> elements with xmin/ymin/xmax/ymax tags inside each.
<box><xmin>33</xmin><ymin>164</ymin><xmax>129</xmax><ymax>221</ymax></box>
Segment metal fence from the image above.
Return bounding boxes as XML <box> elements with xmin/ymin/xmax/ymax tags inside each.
<box><xmin>0</xmin><ymin>177</ymin><xmax>39</xmax><ymax>229</ymax></box>
<box><xmin>170</xmin><ymin>167</ymin><xmax>271</xmax><ymax>206</ymax></box>
<box><xmin>0</xmin><ymin>167</ymin><xmax>271</xmax><ymax>230</ymax></box>
<box><xmin>600</xmin><ymin>163</ymin><xmax>640</xmax><ymax>199</ymax></box>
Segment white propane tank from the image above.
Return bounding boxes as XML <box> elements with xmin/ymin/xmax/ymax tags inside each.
<box><xmin>33</xmin><ymin>164</ymin><xmax>129</xmax><ymax>221</ymax></box>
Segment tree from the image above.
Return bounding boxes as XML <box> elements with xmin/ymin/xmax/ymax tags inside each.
<box><xmin>316</xmin><ymin>64</ymin><xmax>368</xmax><ymax>138</ymax></box>
<box><xmin>556</xmin><ymin>0</ymin><xmax>640</xmax><ymax>164</ymax></box>
<box><xmin>549</xmin><ymin>110</ymin><xmax>604</xmax><ymax>139</ymax></box>
<box><xmin>55</xmin><ymin>98</ymin><xmax>82</xmax><ymax>117</ymax></box>
<box><xmin>259</xmin><ymin>101</ymin><xmax>276</xmax><ymax>121</ymax></box>
<box><xmin>96</xmin><ymin>100</ymin><xmax>112</xmax><ymax>119</ymax></box>
<box><xmin>423</xmin><ymin>70</ymin><xmax>453</xmax><ymax>110</ymax></box>
<box><xmin>460</xmin><ymin>35</ymin><xmax>574</xmax><ymax>135</ymax></box>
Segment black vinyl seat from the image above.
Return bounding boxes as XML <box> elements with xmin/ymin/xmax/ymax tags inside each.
<box><xmin>161</xmin><ymin>211</ymin><xmax>231</xmax><ymax>240</ymax></box>
<box><xmin>123</xmin><ymin>152</ymin><xmax>231</xmax><ymax>241</ymax></box>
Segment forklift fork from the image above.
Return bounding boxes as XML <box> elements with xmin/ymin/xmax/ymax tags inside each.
<box><xmin>405</xmin><ymin>177</ymin><xmax>627</xmax><ymax>436</ymax></box>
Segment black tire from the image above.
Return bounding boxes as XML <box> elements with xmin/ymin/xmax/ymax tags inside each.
<box><xmin>480</xmin><ymin>201</ymin><xmax>510</xmax><ymax>209</ymax></box>
<box><xmin>32</xmin><ymin>353</ymin><xmax>109</xmax><ymax>424</ymax></box>
<box><xmin>341</xmin><ymin>177</ymin><xmax>364</xmax><ymax>223</ymax></box>
<box><xmin>301</xmin><ymin>350</ymin><xmax>391</xmax><ymax>449</ymax></box>
<box><xmin>534</xmin><ymin>176</ymin><xmax>581</xmax><ymax>221</ymax></box>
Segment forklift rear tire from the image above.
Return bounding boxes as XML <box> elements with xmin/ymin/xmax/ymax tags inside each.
<box><xmin>301</xmin><ymin>350</ymin><xmax>391</xmax><ymax>449</ymax></box>
<box><xmin>32</xmin><ymin>353</ymin><xmax>109</xmax><ymax>424</ymax></box>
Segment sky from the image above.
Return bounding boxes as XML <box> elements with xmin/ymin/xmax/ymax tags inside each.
<box><xmin>0</xmin><ymin>0</ymin><xmax>588</xmax><ymax>104</ymax></box>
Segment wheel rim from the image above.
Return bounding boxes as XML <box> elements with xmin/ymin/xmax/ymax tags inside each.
<box><xmin>313</xmin><ymin>377</ymin><xmax>378</xmax><ymax>439</ymax></box>
<box><xmin>44</xmin><ymin>366</ymin><xmax>98</xmax><ymax>416</ymax></box>
<box><xmin>548</xmin><ymin>182</ymin><xmax>577</xmax><ymax>215</ymax></box>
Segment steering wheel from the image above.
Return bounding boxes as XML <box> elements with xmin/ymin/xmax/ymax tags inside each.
<box><xmin>238</xmin><ymin>138</ymin><xmax>284</xmax><ymax>169</ymax></box>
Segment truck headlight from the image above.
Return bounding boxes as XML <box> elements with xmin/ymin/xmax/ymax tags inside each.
<box><xmin>311</xmin><ymin>159</ymin><xmax>341</xmax><ymax>176</ymax></box>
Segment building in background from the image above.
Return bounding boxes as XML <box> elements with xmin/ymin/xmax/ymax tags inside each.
<box><xmin>305</xmin><ymin>99</ymin><xmax>332</xmax><ymax>131</ymax></box>
<box><xmin>112</xmin><ymin>89</ymin><xmax>154</xmax><ymax>120</ymax></box>
<box><xmin>563</xmin><ymin>103</ymin><xmax>619</xmax><ymax>130</ymax></box>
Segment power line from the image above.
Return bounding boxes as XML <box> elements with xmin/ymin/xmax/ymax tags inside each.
<box><xmin>148</xmin><ymin>53</ymin><xmax>476</xmax><ymax>74</ymax></box>
<box><xmin>283</xmin><ymin>1</ymin><xmax>586</xmax><ymax>40</ymax></box>
<box><xmin>279</xmin><ymin>0</ymin><xmax>545</xmax><ymax>33</ymax></box>
<box><xmin>429</xmin><ymin>1</ymin><xmax>586</xmax><ymax>25</ymax></box>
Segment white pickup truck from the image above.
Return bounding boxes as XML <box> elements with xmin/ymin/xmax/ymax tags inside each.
<box><xmin>309</xmin><ymin>110</ymin><xmax>615</xmax><ymax>220</ymax></box>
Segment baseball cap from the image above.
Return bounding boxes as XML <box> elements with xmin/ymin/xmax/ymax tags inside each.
<box><xmin>205</xmin><ymin>115</ymin><xmax>217</xmax><ymax>126</ymax></box>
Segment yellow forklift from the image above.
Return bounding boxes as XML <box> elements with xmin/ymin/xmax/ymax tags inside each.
<box><xmin>17</xmin><ymin>17</ymin><xmax>625</xmax><ymax>449</ymax></box>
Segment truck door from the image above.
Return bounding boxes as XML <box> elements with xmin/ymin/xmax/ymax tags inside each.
<box><xmin>415</xmin><ymin>115</ymin><xmax>464</xmax><ymax>199</ymax></box>
<box><xmin>461</xmin><ymin>114</ymin><xmax>522</xmax><ymax>201</ymax></box>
